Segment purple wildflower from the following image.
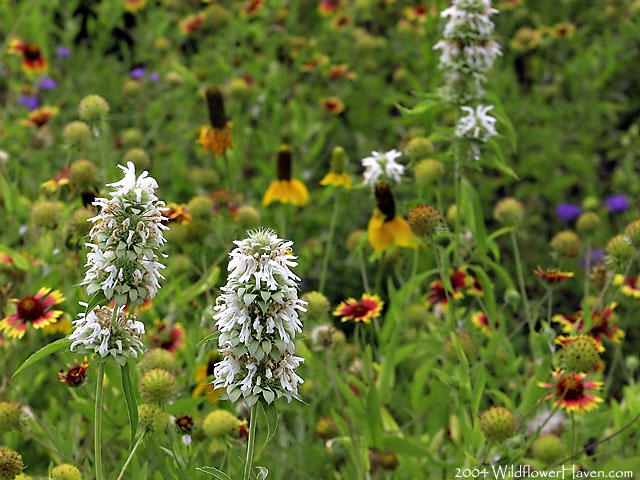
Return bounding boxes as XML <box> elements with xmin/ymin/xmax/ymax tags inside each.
<box><xmin>555</xmin><ymin>202</ymin><xmax>583</xmax><ymax>222</ymax></box>
<box><xmin>130</xmin><ymin>67</ymin><xmax>146</xmax><ymax>79</ymax></box>
<box><xmin>56</xmin><ymin>46</ymin><xmax>71</xmax><ymax>58</ymax></box>
<box><xmin>580</xmin><ymin>249</ymin><xmax>606</xmax><ymax>268</ymax></box>
<box><xmin>40</xmin><ymin>78</ymin><xmax>58</xmax><ymax>90</ymax></box>
<box><xmin>604</xmin><ymin>194</ymin><xmax>629</xmax><ymax>213</ymax></box>
<box><xmin>149</xmin><ymin>72</ymin><xmax>159</xmax><ymax>82</ymax></box>
<box><xmin>18</xmin><ymin>95</ymin><xmax>40</xmax><ymax>110</ymax></box>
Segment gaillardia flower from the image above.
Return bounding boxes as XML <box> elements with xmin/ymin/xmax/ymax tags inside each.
<box><xmin>367</xmin><ymin>182</ymin><xmax>416</xmax><ymax>252</ymax></box>
<box><xmin>0</xmin><ymin>288</ymin><xmax>65</xmax><ymax>339</ymax></box>
<box><xmin>613</xmin><ymin>274</ymin><xmax>640</xmax><ymax>299</ymax></box>
<box><xmin>552</xmin><ymin>303</ymin><xmax>623</xmax><ymax>351</ymax></box>
<box><xmin>59</xmin><ymin>357</ymin><xmax>89</xmax><ymax>387</ymax></box>
<box><xmin>263</xmin><ymin>145</ymin><xmax>309</xmax><ymax>206</ymax></box>
<box><xmin>425</xmin><ymin>266</ymin><xmax>475</xmax><ymax>312</ymax></box>
<box><xmin>333</xmin><ymin>293</ymin><xmax>383</xmax><ymax>324</ymax></box>
<box><xmin>534</xmin><ymin>267</ymin><xmax>574</xmax><ymax>285</ymax></box>
<box><xmin>472</xmin><ymin>311</ymin><xmax>497</xmax><ymax>336</ymax></box>
<box><xmin>197</xmin><ymin>86</ymin><xmax>234</xmax><ymax>157</ymax></box>
<box><xmin>150</xmin><ymin>320</ymin><xmax>185</xmax><ymax>352</ymax></box>
<box><xmin>538</xmin><ymin>370</ymin><xmax>603</xmax><ymax>413</ymax></box>
<box><xmin>320</xmin><ymin>146</ymin><xmax>351</xmax><ymax>189</ymax></box>
<box><xmin>9</xmin><ymin>37</ymin><xmax>48</xmax><ymax>73</ymax></box>
<box><xmin>321</xmin><ymin>97</ymin><xmax>345</xmax><ymax>115</ymax></box>
<box><xmin>21</xmin><ymin>106</ymin><xmax>59</xmax><ymax>128</ymax></box>
<box><xmin>213</xmin><ymin>229</ymin><xmax>307</xmax><ymax>405</ymax></box>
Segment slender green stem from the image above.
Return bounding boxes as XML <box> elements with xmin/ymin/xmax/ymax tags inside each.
<box><xmin>243</xmin><ymin>403</ymin><xmax>258</xmax><ymax>480</ymax></box>
<box><xmin>95</xmin><ymin>359</ymin><xmax>107</xmax><ymax>480</ymax></box>
<box><xmin>116</xmin><ymin>434</ymin><xmax>145</xmax><ymax>480</ymax></box>
<box><xmin>571</xmin><ymin>412</ymin><xmax>576</xmax><ymax>455</ymax></box>
<box><xmin>407</xmin><ymin>243</ymin><xmax>420</xmax><ymax>302</ymax></box>
<box><xmin>278</xmin><ymin>205</ymin><xmax>288</xmax><ymax>238</ymax></box>
<box><xmin>319</xmin><ymin>191</ymin><xmax>341</xmax><ymax>293</ymax></box>
<box><xmin>222</xmin><ymin>151</ymin><xmax>235</xmax><ymax>192</ymax></box>
<box><xmin>584</xmin><ymin>240</ymin><xmax>591</xmax><ymax>300</ymax></box>
<box><xmin>358</xmin><ymin>251</ymin><xmax>370</xmax><ymax>293</ymax></box>
<box><xmin>510</xmin><ymin>232</ymin><xmax>533</xmax><ymax>329</ymax></box>
<box><xmin>453</xmin><ymin>161</ymin><xmax>462</xmax><ymax>265</ymax></box>
<box><xmin>547</xmin><ymin>287</ymin><xmax>553</xmax><ymax>323</ymax></box>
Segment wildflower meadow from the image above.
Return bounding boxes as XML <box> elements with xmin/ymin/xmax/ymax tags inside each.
<box><xmin>1</xmin><ymin>0</ymin><xmax>640</xmax><ymax>479</ymax></box>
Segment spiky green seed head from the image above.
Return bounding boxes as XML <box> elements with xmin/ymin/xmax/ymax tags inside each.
<box><xmin>188</xmin><ymin>195</ymin><xmax>214</xmax><ymax>221</ymax></box>
<box><xmin>123</xmin><ymin>148</ymin><xmax>151</xmax><ymax>171</ymax></box>
<box><xmin>532</xmin><ymin>434</ymin><xmax>565</xmax><ymax>464</ymax></box>
<box><xmin>140</xmin><ymin>349</ymin><xmax>178</xmax><ymax>374</ymax></box>
<box><xmin>78</xmin><ymin>94</ymin><xmax>109</xmax><ymax>122</ymax></box>
<box><xmin>550</xmin><ymin>231</ymin><xmax>580</xmax><ymax>257</ymax></box>
<box><xmin>139</xmin><ymin>368</ymin><xmax>178</xmax><ymax>404</ymax></box>
<box><xmin>301</xmin><ymin>291</ymin><xmax>331</xmax><ymax>322</ymax></box>
<box><xmin>494</xmin><ymin>198</ymin><xmax>525</xmax><ymax>226</ymax></box>
<box><xmin>121</xmin><ymin>79</ymin><xmax>142</xmax><ymax>97</ymax></box>
<box><xmin>121</xmin><ymin>128</ymin><xmax>143</xmax><ymax>147</ymax></box>
<box><xmin>236</xmin><ymin>205</ymin><xmax>261</xmax><ymax>229</ymax></box>
<box><xmin>31</xmin><ymin>200</ymin><xmax>62</xmax><ymax>230</ymax></box>
<box><xmin>408</xmin><ymin>205</ymin><xmax>441</xmax><ymax>237</ymax></box>
<box><xmin>576</xmin><ymin>212</ymin><xmax>601</xmax><ymax>234</ymax></box>
<box><xmin>606</xmin><ymin>234</ymin><xmax>635</xmax><ymax>261</ymax></box>
<box><xmin>562</xmin><ymin>335</ymin><xmax>600</xmax><ymax>373</ymax></box>
<box><xmin>0</xmin><ymin>447</ymin><xmax>23</xmax><ymax>480</ymax></box>
<box><xmin>624</xmin><ymin>219</ymin><xmax>640</xmax><ymax>247</ymax></box>
<box><xmin>138</xmin><ymin>403</ymin><xmax>168</xmax><ymax>433</ymax></box>
<box><xmin>405</xmin><ymin>137</ymin><xmax>433</xmax><ymax>159</ymax></box>
<box><xmin>202</xmin><ymin>410</ymin><xmax>240</xmax><ymax>438</ymax></box>
<box><xmin>63</xmin><ymin>121</ymin><xmax>91</xmax><ymax>146</ymax></box>
<box><xmin>479</xmin><ymin>406</ymin><xmax>517</xmax><ymax>442</ymax></box>
<box><xmin>51</xmin><ymin>464</ymin><xmax>82</xmax><ymax>480</ymax></box>
<box><xmin>0</xmin><ymin>402</ymin><xmax>23</xmax><ymax>434</ymax></box>
<box><xmin>414</xmin><ymin>158</ymin><xmax>444</xmax><ymax>187</ymax></box>
<box><xmin>582</xmin><ymin>196</ymin><xmax>600</xmax><ymax>210</ymax></box>
<box><xmin>69</xmin><ymin>159</ymin><xmax>98</xmax><ymax>188</ymax></box>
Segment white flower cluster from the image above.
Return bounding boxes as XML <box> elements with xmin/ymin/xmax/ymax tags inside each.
<box><xmin>361</xmin><ymin>150</ymin><xmax>404</xmax><ymax>187</ymax></box>
<box><xmin>69</xmin><ymin>306</ymin><xmax>145</xmax><ymax>366</ymax></box>
<box><xmin>434</xmin><ymin>0</ymin><xmax>501</xmax><ymax>103</ymax></box>
<box><xmin>213</xmin><ymin>229</ymin><xmax>306</xmax><ymax>406</ymax></box>
<box><xmin>455</xmin><ymin>105</ymin><xmax>498</xmax><ymax>143</ymax></box>
<box><xmin>82</xmin><ymin>162</ymin><xmax>167</xmax><ymax>306</ymax></box>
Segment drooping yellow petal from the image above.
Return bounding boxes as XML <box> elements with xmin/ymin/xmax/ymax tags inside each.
<box><xmin>388</xmin><ymin>216</ymin><xmax>418</xmax><ymax>249</ymax></box>
<box><xmin>320</xmin><ymin>172</ymin><xmax>352</xmax><ymax>189</ymax></box>
<box><xmin>289</xmin><ymin>179</ymin><xmax>309</xmax><ymax>206</ymax></box>
<box><xmin>262</xmin><ymin>180</ymin><xmax>283</xmax><ymax>206</ymax></box>
<box><xmin>368</xmin><ymin>209</ymin><xmax>393</xmax><ymax>252</ymax></box>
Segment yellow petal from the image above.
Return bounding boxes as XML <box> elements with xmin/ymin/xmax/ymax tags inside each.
<box><xmin>388</xmin><ymin>217</ymin><xmax>417</xmax><ymax>248</ymax></box>
<box><xmin>289</xmin><ymin>179</ymin><xmax>309</xmax><ymax>206</ymax></box>
<box><xmin>368</xmin><ymin>210</ymin><xmax>393</xmax><ymax>252</ymax></box>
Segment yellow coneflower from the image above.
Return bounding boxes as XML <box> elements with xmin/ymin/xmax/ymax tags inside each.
<box><xmin>320</xmin><ymin>146</ymin><xmax>351</xmax><ymax>189</ymax></box>
<box><xmin>43</xmin><ymin>313</ymin><xmax>72</xmax><ymax>335</ymax></box>
<box><xmin>197</xmin><ymin>86</ymin><xmax>234</xmax><ymax>157</ymax></box>
<box><xmin>367</xmin><ymin>182</ymin><xmax>416</xmax><ymax>252</ymax></box>
<box><xmin>263</xmin><ymin>145</ymin><xmax>309</xmax><ymax>206</ymax></box>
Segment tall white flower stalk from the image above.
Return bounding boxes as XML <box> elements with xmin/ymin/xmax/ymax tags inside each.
<box><xmin>67</xmin><ymin>162</ymin><xmax>167</xmax><ymax>480</ymax></box>
<box><xmin>434</xmin><ymin>0</ymin><xmax>501</xmax><ymax>146</ymax></box>
<box><xmin>211</xmin><ymin>228</ymin><xmax>306</xmax><ymax>480</ymax></box>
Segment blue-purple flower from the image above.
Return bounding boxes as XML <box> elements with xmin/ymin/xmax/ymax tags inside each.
<box><xmin>18</xmin><ymin>95</ymin><xmax>40</xmax><ymax>110</ymax></box>
<box><xmin>604</xmin><ymin>195</ymin><xmax>629</xmax><ymax>214</ymax></box>
<box><xmin>40</xmin><ymin>78</ymin><xmax>57</xmax><ymax>90</ymax></box>
<box><xmin>580</xmin><ymin>249</ymin><xmax>606</xmax><ymax>268</ymax></box>
<box><xmin>556</xmin><ymin>203</ymin><xmax>583</xmax><ymax>222</ymax></box>
<box><xmin>56</xmin><ymin>46</ymin><xmax>71</xmax><ymax>58</ymax></box>
<box><xmin>130</xmin><ymin>67</ymin><xmax>146</xmax><ymax>79</ymax></box>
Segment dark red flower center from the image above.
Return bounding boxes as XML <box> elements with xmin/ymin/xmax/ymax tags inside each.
<box><xmin>349</xmin><ymin>302</ymin><xmax>370</xmax><ymax>318</ymax></box>
<box><xmin>17</xmin><ymin>296</ymin><xmax>45</xmax><ymax>321</ymax></box>
<box><xmin>557</xmin><ymin>376</ymin><xmax>584</xmax><ymax>400</ymax></box>
<box><xmin>23</xmin><ymin>43</ymin><xmax>42</xmax><ymax>61</ymax></box>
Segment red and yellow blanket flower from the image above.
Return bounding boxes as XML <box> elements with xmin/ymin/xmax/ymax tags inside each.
<box><xmin>333</xmin><ymin>293</ymin><xmax>383</xmax><ymax>324</ymax></box>
<box><xmin>534</xmin><ymin>267</ymin><xmax>574</xmax><ymax>285</ymax></box>
<box><xmin>538</xmin><ymin>370</ymin><xmax>603</xmax><ymax>413</ymax></box>
<box><xmin>0</xmin><ymin>287</ymin><xmax>65</xmax><ymax>339</ymax></box>
<box><xmin>552</xmin><ymin>303</ymin><xmax>623</xmax><ymax>350</ymax></box>
<box><xmin>613</xmin><ymin>274</ymin><xmax>640</xmax><ymax>299</ymax></box>
<box><xmin>9</xmin><ymin>37</ymin><xmax>48</xmax><ymax>74</ymax></box>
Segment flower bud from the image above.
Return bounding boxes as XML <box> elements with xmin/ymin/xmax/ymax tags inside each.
<box><xmin>531</xmin><ymin>434</ymin><xmax>565</xmax><ymax>464</ymax></box>
<box><xmin>63</xmin><ymin>121</ymin><xmax>91</xmax><ymax>146</ymax></box>
<box><xmin>561</xmin><ymin>335</ymin><xmax>600</xmax><ymax>373</ymax></box>
<box><xmin>301</xmin><ymin>291</ymin><xmax>331</xmax><ymax>322</ymax></box>
<box><xmin>576</xmin><ymin>212</ymin><xmax>601</xmax><ymax>233</ymax></box>
<box><xmin>479</xmin><ymin>406</ymin><xmax>517</xmax><ymax>442</ymax></box>
<box><xmin>78</xmin><ymin>94</ymin><xmax>109</xmax><ymax>122</ymax></box>
<box><xmin>550</xmin><ymin>231</ymin><xmax>580</xmax><ymax>257</ymax></box>
<box><xmin>235</xmin><ymin>205</ymin><xmax>261</xmax><ymax>229</ymax></box>
<box><xmin>0</xmin><ymin>402</ymin><xmax>24</xmax><ymax>433</ymax></box>
<box><xmin>408</xmin><ymin>205</ymin><xmax>441</xmax><ymax>237</ymax></box>
<box><xmin>494</xmin><ymin>198</ymin><xmax>524</xmax><ymax>226</ymax></box>
<box><xmin>582</xmin><ymin>196</ymin><xmax>600</xmax><ymax>210</ymax></box>
<box><xmin>123</xmin><ymin>148</ymin><xmax>151</xmax><ymax>171</ymax></box>
<box><xmin>346</xmin><ymin>230</ymin><xmax>366</xmax><ymax>251</ymax></box>
<box><xmin>121</xmin><ymin>127</ymin><xmax>143</xmax><ymax>147</ymax></box>
<box><xmin>315</xmin><ymin>416</ymin><xmax>338</xmax><ymax>439</ymax></box>
<box><xmin>51</xmin><ymin>464</ymin><xmax>82</xmax><ymax>480</ymax></box>
<box><xmin>31</xmin><ymin>200</ymin><xmax>62</xmax><ymax>229</ymax></box>
<box><xmin>140</xmin><ymin>349</ymin><xmax>178</xmax><ymax>374</ymax></box>
<box><xmin>625</xmin><ymin>355</ymin><xmax>639</xmax><ymax>371</ymax></box>
<box><xmin>405</xmin><ymin>137</ymin><xmax>434</xmax><ymax>159</ymax></box>
<box><xmin>203</xmin><ymin>409</ymin><xmax>241</xmax><ymax>438</ymax></box>
<box><xmin>69</xmin><ymin>159</ymin><xmax>98</xmax><ymax>189</ymax></box>
<box><xmin>139</xmin><ymin>368</ymin><xmax>178</xmax><ymax>404</ymax></box>
<box><xmin>606</xmin><ymin>234</ymin><xmax>635</xmax><ymax>261</ymax></box>
<box><xmin>624</xmin><ymin>219</ymin><xmax>640</xmax><ymax>246</ymax></box>
<box><xmin>138</xmin><ymin>403</ymin><xmax>168</xmax><ymax>433</ymax></box>
<box><xmin>504</xmin><ymin>289</ymin><xmax>521</xmax><ymax>309</ymax></box>
<box><xmin>122</xmin><ymin>79</ymin><xmax>143</xmax><ymax>97</ymax></box>
<box><xmin>188</xmin><ymin>195</ymin><xmax>214</xmax><ymax>221</ymax></box>
<box><xmin>414</xmin><ymin>158</ymin><xmax>444</xmax><ymax>187</ymax></box>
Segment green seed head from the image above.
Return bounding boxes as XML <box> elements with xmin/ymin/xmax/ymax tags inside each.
<box><xmin>236</xmin><ymin>205</ymin><xmax>261</xmax><ymax>229</ymax></box>
<box><xmin>479</xmin><ymin>406</ymin><xmax>517</xmax><ymax>442</ymax></box>
<box><xmin>31</xmin><ymin>200</ymin><xmax>62</xmax><ymax>230</ymax></box>
<box><xmin>408</xmin><ymin>205</ymin><xmax>441</xmax><ymax>237</ymax></box>
<box><xmin>624</xmin><ymin>219</ymin><xmax>640</xmax><ymax>247</ymax></box>
<box><xmin>138</xmin><ymin>403</ymin><xmax>168</xmax><ymax>433</ymax></box>
<box><xmin>0</xmin><ymin>447</ymin><xmax>23</xmax><ymax>480</ymax></box>
<box><xmin>51</xmin><ymin>464</ymin><xmax>82</xmax><ymax>480</ymax></box>
<box><xmin>606</xmin><ymin>234</ymin><xmax>635</xmax><ymax>261</ymax></box>
<box><xmin>405</xmin><ymin>137</ymin><xmax>434</xmax><ymax>159</ymax></box>
<box><xmin>494</xmin><ymin>198</ymin><xmax>525</xmax><ymax>226</ymax></box>
<box><xmin>202</xmin><ymin>409</ymin><xmax>241</xmax><ymax>438</ymax></box>
<box><xmin>140</xmin><ymin>349</ymin><xmax>179</xmax><ymax>374</ymax></box>
<box><xmin>301</xmin><ymin>291</ymin><xmax>331</xmax><ymax>322</ymax></box>
<box><xmin>414</xmin><ymin>158</ymin><xmax>444</xmax><ymax>187</ymax></box>
<box><xmin>0</xmin><ymin>402</ymin><xmax>24</xmax><ymax>434</ymax></box>
<box><xmin>78</xmin><ymin>94</ymin><xmax>109</xmax><ymax>122</ymax></box>
<box><xmin>188</xmin><ymin>195</ymin><xmax>214</xmax><ymax>221</ymax></box>
<box><xmin>139</xmin><ymin>368</ymin><xmax>178</xmax><ymax>404</ymax></box>
<box><xmin>576</xmin><ymin>212</ymin><xmax>601</xmax><ymax>234</ymax></box>
<box><xmin>532</xmin><ymin>434</ymin><xmax>565</xmax><ymax>464</ymax></box>
<box><xmin>69</xmin><ymin>159</ymin><xmax>98</xmax><ymax>188</ymax></box>
<box><xmin>123</xmin><ymin>148</ymin><xmax>151</xmax><ymax>171</ymax></box>
<box><xmin>562</xmin><ymin>335</ymin><xmax>600</xmax><ymax>373</ymax></box>
<box><xmin>550</xmin><ymin>231</ymin><xmax>580</xmax><ymax>257</ymax></box>
<box><xmin>63</xmin><ymin>121</ymin><xmax>91</xmax><ymax>146</ymax></box>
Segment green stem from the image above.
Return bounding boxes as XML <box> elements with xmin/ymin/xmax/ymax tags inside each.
<box><xmin>278</xmin><ymin>205</ymin><xmax>288</xmax><ymax>238</ymax></box>
<box><xmin>116</xmin><ymin>434</ymin><xmax>145</xmax><ymax>480</ymax></box>
<box><xmin>453</xmin><ymin>160</ymin><xmax>462</xmax><ymax>265</ymax></box>
<box><xmin>571</xmin><ymin>412</ymin><xmax>576</xmax><ymax>456</ymax></box>
<box><xmin>95</xmin><ymin>359</ymin><xmax>107</xmax><ymax>480</ymax></box>
<box><xmin>510</xmin><ymin>232</ymin><xmax>533</xmax><ymax>330</ymax></box>
<box><xmin>358</xmin><ymin>251</ymin><xmax>370</xmax><ymax>293</ymax></box>
<box><xmin>407</xmin><ymin>243</ymin><xmax>420</xmax><ymax>302</ymax></box>
<box><xmin>243</xmin><ymin>403</ymin><xmax>258</xmax><ymax>480</ymax></box>
<box><xmin>319</xmin><ymin>191</ymin><xmax>341</xmax><ymax>293</ymax></box>
<box><xmin>222</xmin><ymin>151</ymin><xmax>235</xmax><ymax>192</ymax></box>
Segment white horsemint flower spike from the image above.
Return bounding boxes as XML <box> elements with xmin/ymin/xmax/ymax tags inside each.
<box><xmin>455</xmin><ymin>104</ymin><xmax>498</xmax><ymax>143</ymax></box>
<box><xmin>213</xmin><ymin>228</ymin><xmax>307</xmax><ymax>406</ymax></box>
<box><xmin>361</xmin><ymin>150</ymin><xmax>405</xmax><ymax>187</ymax></box>
<box><xmin>81</xmin><ymin>161</ymin><xmax>168</xmax><ymax>306</ymax></box>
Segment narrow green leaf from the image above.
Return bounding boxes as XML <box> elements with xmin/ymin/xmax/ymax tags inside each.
<box><xmin>260</xmin><ymin>401</ymin><xmax>279</xmax><ymax>446</ymax></box>
<box><xmin>12</xmin><ymin>338</ymin><xmax>71</xmax><ymax>379</ymax></box>
<box><xmin>121</xmin><ymin>362</ymin><xmax>138</xmax><ymax>448</ymax></box>
<box><xmin>196</xmin><ymin>466</ymin><xmax>232</xmax><ymax>480</ymax></box>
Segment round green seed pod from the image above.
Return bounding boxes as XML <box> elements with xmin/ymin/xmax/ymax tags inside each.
<box><xmin>408</xmin><ymin>205</ymin><xmax>441</xmax><ymax>237</ymax></box>
<box><xmin>51</xmin><ymin>463</ymin><xmax>82</xmax><ymax>480</ymax></box>
<box><xmin>63</xmin><ymin>121</ymin><xmax>91</xmax><ymax>146</ymax></box>
<box><xmin>606</xmin><ymin>234</ymin><xmax>635</xmax><ymax>261</ymax></box>
<box><xmin>139</xmin><ymin>349</ymin><xmax>179</xmax><ymax>374</ymax></box>
<box><xmin>78</xmin><ymin>94</ymin><xmax>109</xmax><ymax>122</ymax></box>
<box><xmin>405</xmin><ymin>137</ymin><xmax>434</xmax><ymax>159</ymax></box>
<box><xmin>0</xmin><ymin>402</ymin><xmax>23</xmax><ymax>434</ymax></box>
<box><xmin>550</xmin><ymin>231</ymin><xmax>580</xmax><ymax>257</ymax></box>
<box><xmin>562</xmin><ymin>335</ymin><xmax>600</xmax><ymax>373</ymax></box>
<box><xmin>123</xmin><ymin>148</ymin><xmax>151</xmax><ymax>171</ymax></box>
<box><xmin>301</xmin><ymin>291</ymin><xmax>331</xmax><ymax>322</ymax></box>
<box><xmin>188</xmin><ymin>195</ymin><xmax>214</xmax><ymax>221</ymax></box>
<box><xmin>478</xmin><ymin>406</ymin><xmax>517</xmax><ymax>442</ymax></box>
<box><xmin>31</xmin><ymin>200</ymin><xmax>62</xmax><ymax>230</ymax></box>
<box><xmin>576</xmin><ymin>212</ymin><xmax>601</xmax><ymax>234</ymax></box>
<box><xmin>236</xmin><ymin>205</ymin><xmax>261</xmax><ymax>229</ymax></box>
<box><xmin>139</xmin><ymin>368</ymin><xmax>178</xmax><ymax>404</ymax></box>
<box><xmin>0</xmin><ymin>447</ymin><xmax>23</xmax><ymax>480</ymax></box>
<box><xmin>138</xmin><ymin>403</ymin><xmax>168</xmax><ymax>433</ymax></box>
<box><xmin>531</xmin><ymin>434</ymin><xmax>565</xmax><ymax>464</ymax></box>
<box><xmin>202</xmin><ymin>410</ymin><xmax>240</xmax><ymax>438</ymax></box>
<box><xmin>414</xmin><ymin>158</ymin><xmax>444</xmax><ymax>187</ymax></box>
<box><xmin>494</xmin><ymin>198</ymin><xmax>525</xmax><ymax>226</ymax></box>
<box><xmin>69</xmin><ymin>159</ymin><xmax>99</xmax><ymax>189</ymax></box>
<box><xmin>624</xmin><ymin>219</ymin><xmax>640</xmax><ymax>246</ymax></box>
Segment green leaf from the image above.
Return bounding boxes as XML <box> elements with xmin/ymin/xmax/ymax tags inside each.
<box><xmin>0</xmin><ymin>244</ymin><xmax>31</xmax><ymax>271</ymax></box>
<box><xmin>366</xmin><ymin>382</ymin><xmax>383</xmax><ymax>448</ymax></box>
<box><xmin>198</xmin><ymin>331</ymin><xmax>219</xmax><ymax>346</ymax></box>
<box><xmin>121</xmin><ymin>361</ymin><xmax>138</xmax><ymax>448</ymax></box>
<box><xmin>461</xmin><ymin>179</ymin><xmax>488</xmax><ymax>262</ymax></box>
<box><xmin>12</xmin><ymin>338</ymin><xmax>71</xmax><ymax>379</ymax></box>
<box><xmin>196</xmin><ymin>466</ymin><xmax>232</xmax><ymax>480</ymax></box>
<box><xmin>259</xmin><ymin>401</ymin><xmax>279</xmax><ymax>446</ymax></box>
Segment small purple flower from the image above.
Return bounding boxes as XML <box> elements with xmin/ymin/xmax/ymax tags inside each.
<box><xmin>580</xmin><ymin>249</ymin><xmax>606</xmax><ymax>268</ymax></box>
<box><xmin>56</xmin><ymin>46</ymin><xmax>71</xmax><ymax>58</ymax></box>
<box><xmin>555</xmin><ymin>202</ymin><xmax>583</xmax><ymax>222</ymax></box>
<box><xmin>604</xmin><ymin>194</ymin><xmax>629</xmax><ymax>213</ymax></box>
<box><xmin>18</xmin><ymin>95</ymin><xmax>40</xmax><ymax>110</ymax></box>
<box><xmin>130</xmin><ymin>67</ymin><xmax>145</xmax><ymax>79</ymax></box>
<box><xmin>149</xmin><ymin>72</ymin><xmax>159</xmax><ymax>82</ymax></box>
<box><xmin>40</xmin><ymin>77</ymin><xmax>58</xmax><ymax>90</ymax></box>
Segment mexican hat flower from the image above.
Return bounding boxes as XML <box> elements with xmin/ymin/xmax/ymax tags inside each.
<box><xmin>552</xmin><ymin>303</ymin><xmax>623</xmax><ymax>351</ymax></box>
<box><xmin>538</xmin><ymin>370</ymin><xmax>603</xmax><ymax>413</ymax></box>
<box><xmin>193</xmin><ymin>352</ymin><xmax>226</xmax><ymax>404</ymax></box>
<box><xmin>197</xmin><ymin>86</ymin><xmax>234</xmax><ymax>157</ymax></box>
<box><xmin>9</xmin><ymin>37</ymin><xmax>48</xmax><ymax>73</ymax></box>
<box><xmin>333</xmin><ymin>293</ymin><xmax>383</xmax><ymax>324</ymax></box>
<box><xmin>367</xmin><ymin>182</ymin><xmax>416</xmax><ymax>252</ymax></box>
<box><xmin>263</xmin><ymin>145</ymin><xmax>309</xmax><ymax>207</ymax></box>
<box><xmin>320</xmin><ymin>146</ymin><xmax>351</xmax><ymax>189</ymax></box>
<box><xmin>0</xmin><ymin>287</ymin><xmax>65</xmax><ymax>339</ymax></box>
<box><xmin>213</xmin><ymin>228</ymin><xmax>307</xmax><ymax>405</ymax></box>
